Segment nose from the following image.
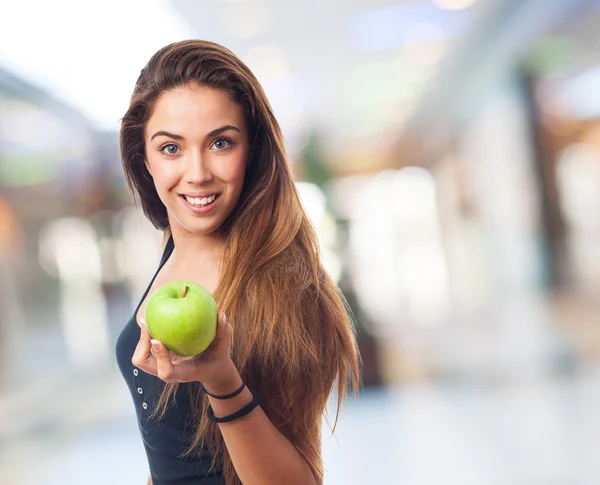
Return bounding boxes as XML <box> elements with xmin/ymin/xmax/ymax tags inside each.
<box><xmin>184</xmin><ymin>150</ymin><xmax>213</xmax><ymax>185</ymax></box>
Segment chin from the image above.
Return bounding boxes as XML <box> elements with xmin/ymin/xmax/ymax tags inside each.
<box><xmin>182</xmin><ymin>220</ymin><xmax>224</xmax><ymax>236</ymax></box>
<box><xmin>191</xmin><ymin>226</ymin><xmax>223</xmax><ymax>237</ymax></box>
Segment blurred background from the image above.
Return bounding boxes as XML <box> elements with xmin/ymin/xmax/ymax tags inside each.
<box><xmin>1</xmin><ymin>0</ymin><xmax>600</xmax><ymax>483</ymax></box>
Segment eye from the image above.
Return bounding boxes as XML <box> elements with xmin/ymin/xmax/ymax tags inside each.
<box><xmin>159</xmin><ymin>143</ymin><xmax>180</xmax><ymax>155</ymax></box>
<box><xmin>211</xmin><ymin>138</ymin><xmax>232</xmax><ymax>151</ymax></box>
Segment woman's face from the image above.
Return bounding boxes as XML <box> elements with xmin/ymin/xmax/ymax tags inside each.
<box><xmin>144</xmin><ymin>83</ymin><xmax>249</xmax><ymax>237</ymax></box>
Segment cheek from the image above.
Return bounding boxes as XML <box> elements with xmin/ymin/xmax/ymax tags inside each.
<box><xmin>218</xmin><ymin>158</ymin><xmax>247</xmax><ymax>187</ymax></box>
<box><xmin>148</xmin><ymin>160</ymin><xmax>179</xmax><ymax>188</ymax></box>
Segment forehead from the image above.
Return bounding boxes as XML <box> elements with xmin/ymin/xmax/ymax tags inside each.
<box><xmin>146</xmin><ymin>83</ymin><xmax>245</xmax><ymax>136</ymax></box>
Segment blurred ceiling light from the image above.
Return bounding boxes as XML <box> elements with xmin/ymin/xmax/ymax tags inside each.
<box><xmin>433</xmin><ymin>0</ymin><xmax>480</xmax><ymax>10</ymax></box>
<box><xmin>402</xmin><ymin>23</ymin><xmax>448</xmax><ymax>66</ymax></box>
<box><xmin>223</xmin><ymin>0</ymin><xmax>269</xmax><ymax>39</ymax></box>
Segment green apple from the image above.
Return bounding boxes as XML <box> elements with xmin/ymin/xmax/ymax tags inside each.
<box><xmin>145</xmin><ymin>280</ymin><xmax>218</xmax><ymax>357</ymax></box>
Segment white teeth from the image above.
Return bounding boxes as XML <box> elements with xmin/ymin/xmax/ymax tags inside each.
<box><xmin>184</xmin><ymin>194</ymin><xmax>217</xmax><ymax>206</ymax></box>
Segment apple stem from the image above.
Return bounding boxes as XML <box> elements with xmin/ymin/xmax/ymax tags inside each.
<box><xmin>181</xmin><ymin>286</ymin><xmax>189</xmax><ymax>298</ymax></box>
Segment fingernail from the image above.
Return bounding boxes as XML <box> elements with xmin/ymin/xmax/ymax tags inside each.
<box><xmin>223</xmin><ymin>313</ymin><xmax>227</xmax><ymax>323</ymax></box>
<box><xmin>151</xmin><ymin>339</ymin><xmax>159</xmax><ymax>351</ymax></box>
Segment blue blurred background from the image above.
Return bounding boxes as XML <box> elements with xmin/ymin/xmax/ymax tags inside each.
<box><xmin>1</xmin><ymin>0</ymin><xmax>600</xmax><ymax>483</ymax></box>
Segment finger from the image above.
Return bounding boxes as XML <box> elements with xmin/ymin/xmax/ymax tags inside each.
<box><xmin>207</xmin><ymin>313</ymin><xmax>232</xmax><ymax>357</ymax></box>
<box><xmin>132</xmin><ymin>319</ymin><xmax>151</xmax><ymax>361</ymax></box>
<box><xmin>151</xmin><ymin>339</ymin><xmax>177</xmax><ymax>382</ymax></box>
<box><xmin>216</xmin><ymin>312</ymin><xmax>232</xmax><ymax>340</ymax></box>
<box><xmin>132</xmin><ymin>320</ymin><xmax>157</xmax><ymax>375</ymax></box>
<box><xmin>141</xmin><ymin>319</ymin><xmax>159</xmax><ymax>357</ymax></box>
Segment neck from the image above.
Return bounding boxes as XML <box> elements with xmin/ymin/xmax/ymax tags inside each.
<box><xmin>169</xmin><ymin>226</ymin><xmax>226</xmax><ymax>267</ymax></box>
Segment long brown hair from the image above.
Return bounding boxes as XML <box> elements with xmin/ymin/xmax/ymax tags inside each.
<box><xmin>120</xmin><ymin>39</ymin><xmax>361</xmax><ymax>485</ymax></box>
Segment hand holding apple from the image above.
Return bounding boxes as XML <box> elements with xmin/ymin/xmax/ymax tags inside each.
<box><xmin>131</xmin><ymin>281</ymin><xmax>239</xmax><ymax>387</ymax></box>
<box><xmin>145</xmin><ymin>280</ymin><xmax>217</xmax><ymax>357</ymax></box>
<box><xmin>132</xmin><ymin>312</ymin><xmax>237</xmax><ymax>386</ymax></box>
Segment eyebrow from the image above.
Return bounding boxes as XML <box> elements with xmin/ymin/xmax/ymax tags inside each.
<box><xmin>150</xmin><ymin>125</ymin><xmax>241</xmax><ymax>141</ymax></box>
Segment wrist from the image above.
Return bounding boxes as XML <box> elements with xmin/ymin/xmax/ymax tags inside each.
<box><xmin>201</xmin><ymin>360</ymin><xmax>242</xmax><ymax>397</ymax></box>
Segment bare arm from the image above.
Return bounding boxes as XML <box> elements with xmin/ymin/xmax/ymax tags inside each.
<box><xmin>204</xmin><ymin>361</ymin><xmax>319</xmax><ymax>485</ymax></box>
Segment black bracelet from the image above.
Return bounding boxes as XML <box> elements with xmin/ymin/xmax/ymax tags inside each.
<box><xmin>206</xmin><ymin>386</ymin><xmax>260</xmax><ymax>424</ymax></box>
<box><xmin>202</xmin><ymin>380</ymin><xmax>246</xmax><ymax>400</ymax></box>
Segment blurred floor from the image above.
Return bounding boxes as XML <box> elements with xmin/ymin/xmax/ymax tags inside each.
<box><xmin>2</xmin><ymin>356</ymin><xmax>600</xmax><ymax>484</ymax></box>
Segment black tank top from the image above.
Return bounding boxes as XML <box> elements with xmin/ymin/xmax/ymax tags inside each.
<box><xmin>115</xmin><ymin>235</ymin><xmax>224</xmax><ymax>484</ymax></box>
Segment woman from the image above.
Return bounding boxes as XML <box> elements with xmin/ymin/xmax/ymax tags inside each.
<box><xmin>116</xmin><ymin>39</ymin><xmax>361</xmax><ymax>485</ymax></box>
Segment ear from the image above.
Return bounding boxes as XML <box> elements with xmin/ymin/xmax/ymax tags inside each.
<box><xmin>144</xmin><ymin>159</ymin><xmax>153</xmax><ymax>177</ymax></box>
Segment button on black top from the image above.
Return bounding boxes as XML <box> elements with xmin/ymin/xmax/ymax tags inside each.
<box><xmin>116</xmin><ymin>235</ymin><xmax>224</xmax><ymax>484</ymax></box>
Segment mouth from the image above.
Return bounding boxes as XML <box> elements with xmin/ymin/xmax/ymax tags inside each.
<box><xmin>179</xmin><ymin>193</ymin><xmax>221</xmax><ymax>213</ymax></box>
<box><xmin>180</xmin><ymin>193</ymin><xmax>220</xmax><ymax>206</ymax></box>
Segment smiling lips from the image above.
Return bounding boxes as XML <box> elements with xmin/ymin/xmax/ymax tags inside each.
<box><xmin>182</xmin><ymin>193</ymin><xmax>219</xmax><ymax>207</ymax></box>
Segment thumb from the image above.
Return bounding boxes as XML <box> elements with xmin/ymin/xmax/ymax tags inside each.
<box><xmin>151</xmin><ymin>339</ymin><xmax>176</xmax><ymax>381</ymax></box>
